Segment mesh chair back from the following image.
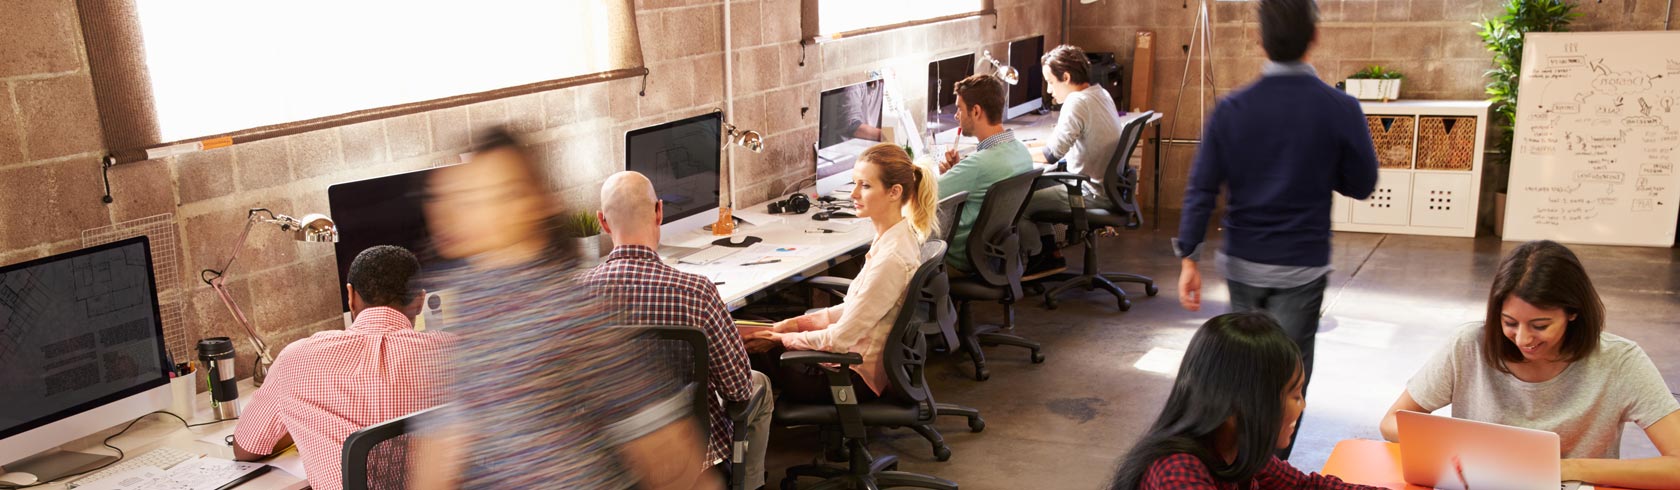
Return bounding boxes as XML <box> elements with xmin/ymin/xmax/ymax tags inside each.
<box><xmin>1099</xmin><ymin>112</ymin><xmax>1152</xmax><ymax>223</ymax></box>
<box><xmin>342</xmin><ymin>406</ymin><xmax>438</xmax><ymax>490</ymax></box>
<box><xmin>965</xmin><ymin>167</ymin><xmax>1044</xmax><ymax>293</ymax></box>
<box><xmin>618</xmin><ymin>324</ymin><xmax>709</xmax><ymax>448</ymax></box>
<box><xmin>936</xmin><ymin>192</ymin><xmax>968</xmax><ymax>244</ymax></box>
<box><xmin>882</xmin><ymin>239</ymin><xmax>949</xmax><ymax>416</ymax></box>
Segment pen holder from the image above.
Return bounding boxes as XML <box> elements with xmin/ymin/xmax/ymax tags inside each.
<box><xmin>167</xmin><ymin>372</ymin><xmax>197</xmax><ymax>421</ymax></box>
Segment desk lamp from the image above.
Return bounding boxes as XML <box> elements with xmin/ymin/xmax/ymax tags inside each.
<box><xmin>200</xmin><ymin>208</ymin><xmax>338</xmax><ymax>387</ymax></box>
<box><xmin>979</xmin><ymin>50</ymin><xmax>1020</xmax><ymax>85</ymax></box>
<box><xmin>713</xmin><ymin>121</ymin><xmax>764</xmax><ymax>236</ymax></box>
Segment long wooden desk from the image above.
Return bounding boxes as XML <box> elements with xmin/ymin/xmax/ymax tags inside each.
<box><xmin>663</xmin><ymin>195</ymin><xmax>875</xmax><ymax>311</ymax></box>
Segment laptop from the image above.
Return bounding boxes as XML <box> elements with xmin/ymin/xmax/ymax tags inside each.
<box><xmin>1396</xmin><ymin>411</ymin><xmax>1584</xmax><ymax>490</ymax></box>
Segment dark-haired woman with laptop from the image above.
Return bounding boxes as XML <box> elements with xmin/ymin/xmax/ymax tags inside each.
<box><xmin>1379</xmin><ymin>240</ymin><xmax>1680</xmax><ymax>488</ymax></box>
<box><xmin>1109</xmin><ymin>313</ymin><xmax>1383</xmax><ymax>489</ymax></box>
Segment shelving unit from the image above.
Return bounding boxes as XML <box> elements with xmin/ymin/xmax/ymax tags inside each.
<box><xmin>1331</xmin><ymin>100</ymin><xmax>1492</xmax><ymax>238</ymax></box>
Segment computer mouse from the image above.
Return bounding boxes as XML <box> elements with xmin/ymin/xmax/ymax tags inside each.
<box><xmin>0</xmin><ymin>471</ymin><xmax>39</xmax><ymax>486</ymax></box>
<box><xmin>829</xmin><ymin>210</ymin><xmax>858</xmax><ymax>219</ymax></box>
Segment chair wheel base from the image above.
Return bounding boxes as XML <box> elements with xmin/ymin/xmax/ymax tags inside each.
<box><xmin>1145</xmin><ymin>284</ymin><xmax>1160</xmax><ymax>296</ymax></box>
<box><xmin>933</xmin><ymin>445</ymin><xmax>952</xmax><ymax>462</ymax></box>
<box><xmin>969</xmin><ymin>418</ymin><xmax>986</xmax><ymax>432</ymax></box>
<box><xmin>974</xmin><ymin>367</ymin><xmax>990</xmax><ymax>381</ymax></box>
<box><xmin>1118</xmin><ymin>298</ymin><xmax>1131</xmax><ymax>311</ymax></box>
<box><xmin>1031</xmin><ymin>351</ymin><xmax>1046</xmax><ymax>363</ymax></box>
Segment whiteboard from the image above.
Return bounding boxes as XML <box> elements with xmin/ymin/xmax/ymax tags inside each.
<box><xmin>1503</xmin><ymin>31</ymin><xmax>1680</xmax><ymax>247</ymax></box>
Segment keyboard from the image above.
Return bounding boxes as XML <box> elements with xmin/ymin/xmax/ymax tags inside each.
<box><xmin>70</xmin><ymin>446</ymin><xmax>196</xmax><ymax>488</ymax></box>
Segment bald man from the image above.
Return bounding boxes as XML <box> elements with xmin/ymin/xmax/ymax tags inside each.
<box><xmin>583</xmin><ymin>171</ymin><xmax>773</xmax><ymax>489</ymax></box>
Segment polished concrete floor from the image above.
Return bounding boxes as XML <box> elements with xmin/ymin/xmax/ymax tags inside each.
<box><xmin>762</xmin><ymin>218</ymin><xmax>1680</xmax><ymax>489</ymax></box>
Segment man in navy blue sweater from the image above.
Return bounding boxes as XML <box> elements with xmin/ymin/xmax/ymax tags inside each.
<box><xmin>1173</xmin><ymin>0</ymin><xmax>1379</xmax><ymax>458</ymax></box>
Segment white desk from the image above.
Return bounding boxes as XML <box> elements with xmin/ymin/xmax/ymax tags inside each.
<box><xmin>34</xmin><ymin>379</ymin><xmax>306</xmax><ymax>490</ymax></box>
<box><xmin>663</xmin><ymin>196</ymin><xmax>875</xmax><ymax>311</ymax></box>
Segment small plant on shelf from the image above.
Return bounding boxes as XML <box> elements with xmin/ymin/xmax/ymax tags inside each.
<box><xmin>1344</xmin><ymin>65</ymin><xmax>1404</xmax><ymax>101</ymax></box>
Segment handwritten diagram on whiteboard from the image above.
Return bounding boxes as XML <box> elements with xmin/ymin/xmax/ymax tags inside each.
<box><xmin>1503</xmin><ymin>32</ymin><xmax>1680</xmax><ymax>247</ymax></box>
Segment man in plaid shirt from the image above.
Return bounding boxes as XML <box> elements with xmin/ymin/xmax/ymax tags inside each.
<box><xmin>233</xmin><ymin>245</ymin><xmax>453</xmax><ymax>490</ymax></box>
<box><xmin>585</xmin><ymin>171</ymin><xmax>773</xmax><ymax>489</ymax></box>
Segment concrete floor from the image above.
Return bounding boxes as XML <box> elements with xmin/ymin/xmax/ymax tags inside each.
<box><xmin>762</xmin><ymin>218</ymin><xmax>1680</xmax><ymax>489</ymax></box>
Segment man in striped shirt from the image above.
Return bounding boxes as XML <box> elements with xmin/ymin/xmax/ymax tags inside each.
<box><xmin>585</xmin><ymin>171</ymin><xmax>773</xmax><ymax>489</ymax></box>
<box><xmin>234</xmin><ymin>245</ymin><xmax>454</xmax><ymax>490</ymax></box>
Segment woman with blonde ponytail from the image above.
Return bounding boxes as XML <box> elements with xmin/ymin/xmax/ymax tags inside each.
<box><xmin>749</xmin><ymin>143</ymin><xmax>933</xmax><ymax>402</ymax></box>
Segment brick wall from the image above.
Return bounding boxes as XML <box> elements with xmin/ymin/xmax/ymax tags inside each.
<box><xmin>0</xmin><ymin>0</ymin><xmax>1059</xmax><ymax>377</ymax></box>
<box><xmin>1068</xmin><ymin>0</ymin><xmax>1677</xmax><ymax>212</ymax></box>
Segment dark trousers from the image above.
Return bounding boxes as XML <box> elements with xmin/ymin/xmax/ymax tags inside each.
<box><xmin>1226</xmin><ymin>273</ymin><xmax>1328</xmax><ymax>460</ymax></box>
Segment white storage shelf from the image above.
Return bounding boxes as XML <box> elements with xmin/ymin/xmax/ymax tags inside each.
<box><xmin>1331</xmin><ymin>100</ymin><xmax>1491</xmax><ymax>238</ymax></box>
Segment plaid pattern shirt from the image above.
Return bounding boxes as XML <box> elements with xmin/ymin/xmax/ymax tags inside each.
<box><xmin>234</xmin><ymin>306</ymin><xmax>454</xmax><ymax>490</ymax></box>
<box><xmin>584</xmin><ymin>245</ymin><xmax>753</xmax><ymax>467</ymax></box>
<box><xmin>1142</xmin><ymin>453</ymin><xmax>1382</xmax><ymax>490</ymax></box>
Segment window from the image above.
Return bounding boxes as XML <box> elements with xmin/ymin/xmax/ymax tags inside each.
<box><xmin>79</xmin><ymin>0</ymin><xmax>644</xmax><ymax>163</ymax></box>
<box><xmin>805</xmin><ymin>0</ymin><xmax>991</xmax><ymax>42</ymax></box>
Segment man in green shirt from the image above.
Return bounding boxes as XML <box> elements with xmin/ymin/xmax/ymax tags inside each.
<box><xmin>938</xmin><ymin>73</ymin><xmax>1033</xmax><ymax>273</ymax></box>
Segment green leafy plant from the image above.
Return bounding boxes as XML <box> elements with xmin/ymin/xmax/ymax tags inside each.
<box><xmin>1348</xmin><ymin>65</ymin><xmax>1404</xmax><ymax>80</ymax></box>
<box><xmin>561</xmin><ymin>210</ymin><xmax>602</xmax><ymax>237</ymax></box>
<box><xmin>1476</xmin><ymin>0</ymin><xmax>1580</xmax><ymax>162</ymax></box>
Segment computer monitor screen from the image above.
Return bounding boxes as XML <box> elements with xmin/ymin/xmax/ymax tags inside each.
<box><xmin>817</xmin><ymin>79</ymin><xmax>884</xmax><ymax>196</ymax></box>
<box><xmin>328</xmin><ymin>167</ymin><xmax>460</xmax><ymax>313</ymax></box>
<box><xmin>0</xmin><ymin>237</ymin><xmax>170</xmax><ymax>453</ymax></box>
<box><xmin>1006</xmin><ymin>35</ymin><xmax>1046</xmax><ymax>120</ymax></box>
<box><xmin>627</xmin><ymin>112</ymin><xmax>723</xmax><ymax>225</ymax></box>
<box><xmin>927</xmin><ymin>53</ymin><xmax>975</xmax><ymax>135</ymax></box>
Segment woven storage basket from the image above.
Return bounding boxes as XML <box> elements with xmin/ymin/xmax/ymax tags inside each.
<box><xmin>1417</xmin><ymin>116</ymin><xmax>1476</xmax><ymax>171</ymax></box>
<box><xmin>1367</xmin><ymin>115</ymin><xmax>1414</xmax><ymax>169</ymax></box>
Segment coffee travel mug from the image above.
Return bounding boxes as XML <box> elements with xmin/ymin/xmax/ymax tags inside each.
<box><xmin>197</xmin><ymin>337</ymin><xmax>240</xmax><ymax>419</ymax></box>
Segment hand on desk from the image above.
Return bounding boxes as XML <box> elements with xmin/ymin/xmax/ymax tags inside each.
<box><xmin>744</xmin><ymin>337</ymin><xmax>778</xmax><ymax>354</ymax></box>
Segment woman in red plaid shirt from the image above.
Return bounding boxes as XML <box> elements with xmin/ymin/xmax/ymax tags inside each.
<box><xmin>1108</xmin><ymin>313</ymin><xmax>1382</xmax><ymax>490</ymax></box>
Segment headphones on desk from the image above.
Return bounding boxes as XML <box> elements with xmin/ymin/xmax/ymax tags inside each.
<box><xmin>768</xmin><ymin>193</ymin><xmax>813</xmax><ymax>215</ymax></box>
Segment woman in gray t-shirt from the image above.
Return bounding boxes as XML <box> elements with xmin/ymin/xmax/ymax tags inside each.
<box><xmin>1378</xmin><ymin>240</ymin><xmax>1680</xmax><ymax>488</ymax></box>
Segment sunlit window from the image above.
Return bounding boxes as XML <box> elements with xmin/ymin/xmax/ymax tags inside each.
<box><xmin>812</xmin><ymin>0</ymin><xmax>986</xmax><ymax>40</ymax></box>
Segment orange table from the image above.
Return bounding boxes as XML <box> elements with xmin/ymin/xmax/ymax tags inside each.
<box><xmin>1322</xmin><ymin>439</ymin><xmax>1627</xmax><ymax>490</ymax></box>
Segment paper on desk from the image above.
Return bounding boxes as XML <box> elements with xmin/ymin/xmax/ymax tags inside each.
<box><xmin>76</xmin><ymin>458</ymin><xmax>266</xmax><ymax>490</ymax></box>
<box><xmin>740</xmin><ymin>243</ymin><xmax>818</xmax><ymax>258</ymax></box>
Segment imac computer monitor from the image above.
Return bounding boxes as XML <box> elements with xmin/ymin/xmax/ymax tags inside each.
<box><xmin>1006</xmin><ymin>35</ymin><xmax>1046</xmax><ymax>121</ymax></box>
<box><xmin>927</xmin><ymin>53</ymin><xmax>975</xmax><ymax>137</ymax></box>
<box><xmin>816</xmin><ymin>79</ymin><xmax>885</xmax><ymax>197</ymax></box>
<box><xmin>626</xmin><ymin>111</ymin><xmax>723</xmax><ymax>240</ymax></box>
<box><xmin>0</xmin><ymin>237</ymin><xmax>172</xmax><ymax>474</ymax></box>
<box><xmin>328</xmin><ymin>167</ymin><xmax>463</xmax><ymax>314</ymax></box>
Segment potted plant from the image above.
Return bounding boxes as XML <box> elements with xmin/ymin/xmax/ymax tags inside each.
<box><xmin>561</xmin><ymin>210</ymin><xmax>604</xmax><ymax>267</ymax></box>
<box><xmin>1476</xmin><ymin>0</ymin><xmax>1579</xmax><ymax>235</ymax></box>
<box><xmin>1344</xmin><ymin>65</ymin><xmax>1404</xmax><ymax>101</ymax></box>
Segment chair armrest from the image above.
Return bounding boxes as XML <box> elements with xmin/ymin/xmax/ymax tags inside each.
<box><xmin>779</xmin><ymin>350</ymin><xmax>864</xmax><ymax>367</ymax></box>
<box><xmin>725</xmin><ymin>381</ymin><xmax>768</xmax><ymax>423</ymax></box>
<box><xmin>1037</xmin><ymin>172</ymin><xmax>1091</xmax><ymax>184</ymax></box>
<box><xmin>805</xmin><ymin>276</ymin><xmax>853</xmax><ymax>298</ymax></box>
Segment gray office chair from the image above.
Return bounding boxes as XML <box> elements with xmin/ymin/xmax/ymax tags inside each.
<box><xmin>1029</xmin><ymin>111</ymin><xmax>1159</xmax><ymax>311</ymax></box>
<box><xmin>773</xmin><ymin>240</ymin><xmax>960</xmax><ymax>490</ymax></box>
<box><xmin>342</xmin><ymin>406</ymin><xmax>439</xmax><ymax>490</ymax></box>
<box><xmin>949</xmin><ymin>168</ymin><xmax>1046</xmax><ymax>381</ymax></box>
<box><xmin>619</xmin><ymin>324</ymin><xmax>766</xmax><ymax>490</ymax></box>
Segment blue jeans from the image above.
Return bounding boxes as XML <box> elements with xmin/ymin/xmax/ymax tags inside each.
<box><xmin>1226</xmin><ymin>273</ymin><xmax>1328</xmax><ymax>459</ymax></box>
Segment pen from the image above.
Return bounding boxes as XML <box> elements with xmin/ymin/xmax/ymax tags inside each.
<box><xmin>805</xmin><ymin>228</ymin><xmax>838</xmax><ymax>234</ymax></box>
<box><xmin>215</xmin><ymin>464</ymin><xmax>271</xmax><ymax>490</ymax></box>
<box><xmin>741</xmin><ymin>259</ymin><xmax>781</xmax><ymax>266</ymax></box>
<box><xmin>713</xmin><ymin>281</ymin><xmax>726</xmax><ymax>286</ymax></box>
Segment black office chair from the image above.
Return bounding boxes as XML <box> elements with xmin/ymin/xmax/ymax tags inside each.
<box><xmin>1029</xmin><ymin>112</ymin><xmax>1159</xmax><ymax>311</ymax></box>
<box><xmin>342</xmin><ymin>406</ymin><xmax>439</xmax><ymax>490</ymax></box>
<box><xmin>619</xmin><ymin>324</ymin><xmax>768</xmax><ymax>490</ymax></box>
<box><xmin>774</xmin><ymin>239</ymin><xmax>960</xmax><ymax>490</ymax></box>
<box><xmin>949</xmin><ymin>168</ymin><xmax>1046</xmax><ymax>381</ymax></box>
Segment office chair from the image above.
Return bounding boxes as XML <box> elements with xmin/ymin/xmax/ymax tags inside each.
<box><xmin>1028</xmin><ymin>112</ymin><xmax>1159</xmax><ymax>311</ymax></box>
<box><xmin>342</xmin><ymin>406</ymin><xmax>439</xmax><ymax>490</ymax></box>
<box><xmin>949</xmin><ymin>168</ymin><xmax>1046</xmax><ymax>381</ymax></box>
<box><xmin>773</xmin><ymin>240</ymin><xmax>960</xmax><ymax>490</ymax></box>
<box><xmin>797</xmin><ymin>205</ymin><xmax>985</xmax><ymax>462</ymax></box>
<box><xmin>618</xmin><ymin>324</ymin><xmax>768</xmax><ymax>490</ymax></box>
